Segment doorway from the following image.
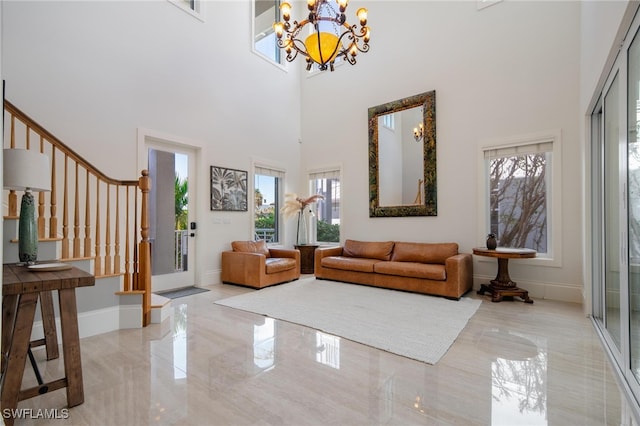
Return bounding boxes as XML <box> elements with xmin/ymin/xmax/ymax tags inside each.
<box><xmin>139</xmin><ymin>131</ymin><xmax>198</xmax><ymax>293</ymax></box>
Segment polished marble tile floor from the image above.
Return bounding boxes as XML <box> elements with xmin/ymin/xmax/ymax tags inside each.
<box><xmin>11</xmin><ymin>283</ymin><xmax>633</xmax><ymax>425</ymax></box>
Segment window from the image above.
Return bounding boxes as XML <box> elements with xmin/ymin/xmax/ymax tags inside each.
<box><xmin>381</xmin><ymin>113</ymin><xmax>395</xmax><ymax>130</ymax></box>
<box><xmin>481</xmin><ymin>132</ymin><xmax>561</xmax><ymax>261</ymax></box>
<box><xmin>168</xmin><ymin>0</ymin><xmax>204</xmax><ymax>21</ymax></box>
<box><xmin>253</xmin><ymin>0</ymin><xmax>283</xmax><ymax>67</ymax></box>
<box><xmin>254</xmin><ymin>165</ymin><xmax>284</xmax><ymax>243</ymax></box>
<box><xmin>309</xmin><ymin>169</ymin><xmax>341</xmax><ymax>243</ymax></box>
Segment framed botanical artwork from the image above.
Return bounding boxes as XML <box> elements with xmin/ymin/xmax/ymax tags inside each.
<box><xmin>210</xmin><ymin>166</ymin><xmax>248</xmax><ymax>211</ymax></box>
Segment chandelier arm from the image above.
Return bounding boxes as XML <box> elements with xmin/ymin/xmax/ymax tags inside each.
<box><xmin>334</xmin><ymin>25</ymin><xmax>369</xmax><ymax>55</ymax></box>
<box><xmin>340</xmin><ymin>51</ymin><xmax>357</xmax><ymax>65</ymax></box>
<box><xmin>286</xmin><ymin>19</ymin><xmax>310</xmax><ymax>39</ymax></box>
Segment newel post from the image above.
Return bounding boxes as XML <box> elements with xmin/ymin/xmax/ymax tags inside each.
<box><xmin>138</xmin><ymin>169</ymin><xmax>152</xmax><ymax>326</ymax></box>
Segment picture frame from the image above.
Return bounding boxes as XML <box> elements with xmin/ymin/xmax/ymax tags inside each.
<box><xmin>210</xmin><ymin>166</ymin><xmax>248</xmax><ymax>211</ymax></box>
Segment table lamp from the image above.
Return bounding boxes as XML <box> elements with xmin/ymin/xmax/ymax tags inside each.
<box><xmin>3</xmin><ymin>149</ymin><xmax>51</xmax><ymax>264</ymax></box>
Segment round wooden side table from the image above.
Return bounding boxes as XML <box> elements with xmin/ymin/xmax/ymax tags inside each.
<box><xmin>473</xmin><ymin>247</ymin><xmax>536</xmax><ymax>304</ymax></box>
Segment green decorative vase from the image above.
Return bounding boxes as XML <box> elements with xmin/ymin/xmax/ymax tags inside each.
<box><xmin>18</xmin><ymin>191</ymin><xmax>38</xmax><ymax>263</ymax></box>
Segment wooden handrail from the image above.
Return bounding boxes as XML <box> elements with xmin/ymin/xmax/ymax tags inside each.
<box><xmin>3</xmin><ymin>99</ymin><xmax>152</xmax><ymax>327</ymax></box>
<box><xmin>4</xmin><ymin>101</ymin><xmax>138</xmax><ymax>187</ymax></box>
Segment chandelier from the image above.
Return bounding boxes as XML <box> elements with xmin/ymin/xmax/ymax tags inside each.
<box><xmin>273</xmin><ymin>0</ymin><xmax>370</xmax><ymax>72</ymax></box>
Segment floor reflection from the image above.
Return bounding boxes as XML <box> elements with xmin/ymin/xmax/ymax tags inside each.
<box><xmin>173</xmin><ymin>303</ymin><xmax>188</xmax><ymax>380</ymax></box>
<box><xmin>254</xmin><ymin>318</ymin><xmax>275</xmax><ymax>370</ymax></box>
<box><xmin>489</xmin><ymin>331</ymin><xmax>547</xmax><ymax>425</ymax></box>
<box><xmin>316</xmin><ymin>332</ymin><xmax>340</xmax><ymax>369</ymax></box>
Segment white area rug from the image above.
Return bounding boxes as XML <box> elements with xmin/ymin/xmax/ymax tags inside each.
<box><xmin>215</xmin><ymin>278</ymin><xmax>481</xmax><ymax>364</ymax></box>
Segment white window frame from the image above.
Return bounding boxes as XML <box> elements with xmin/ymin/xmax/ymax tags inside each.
<box><xmin>168</xmin><ymin>0</ymin><xmax>205</xmax><ymax>22</ymax></box>
<box><xmin>381</xmin><ymin>113</ymin><xmax>395</xmax><ymax>130</ymax></box>
<box><xmin>308</xmin><ymin>166</ymin><xmax>342</xmax><ymax>244</ymax></box>
<box><xmin>477</xmin><ymin>129</ymin><xmax>562</xmax><ymax>267</ymax></box>
<box><xmin>252</xmin><ymin>0</ymin><xmax>287</xmax><ymax>71</ymax></box>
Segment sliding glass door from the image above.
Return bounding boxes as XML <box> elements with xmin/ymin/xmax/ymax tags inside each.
<box><xmin>604</xmin><ymin>72</ymin><xmax>622</xmax><ymax>351</ymax></box>
<box><xmin>592</xmin><ymin>9</ymin><xmax>640</xmax><ymax>411</ymax></box>
<box><xmin>628</xmin><ymin>27</ymin><xmax>640</xmax><ymax>380</ymax></box>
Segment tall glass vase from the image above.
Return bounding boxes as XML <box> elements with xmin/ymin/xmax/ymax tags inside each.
<box><xmin>296</xmin><ymin>210</ymin><xmax>308</xmax><ymax>245</ymax></box>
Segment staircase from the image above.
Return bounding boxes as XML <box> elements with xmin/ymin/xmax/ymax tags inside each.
<box><xmin>3</xmin><ymin>100</ymin><xmax>169</xmax><ymax>339</ymax></box>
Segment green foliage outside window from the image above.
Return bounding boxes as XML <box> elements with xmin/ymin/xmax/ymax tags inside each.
<box><xmin>317</xmin><ymin>220</ymin><xmax>339</xmax><ymax>242</ymax></box>
<box><xmin>255</xmin><ymin>210</ymin><xmax>275</xmax><ymax>229</ymax></box>
<box><xmin>175</xmin><ymin>176</ymin><xmax>188</xmax><ymax>230</ymax></box>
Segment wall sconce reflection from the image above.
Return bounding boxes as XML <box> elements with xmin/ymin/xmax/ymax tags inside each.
<box><xmin>413</xmin><ymin>123</ymin><xmax>424</xmax><ymax>142</ymax></box>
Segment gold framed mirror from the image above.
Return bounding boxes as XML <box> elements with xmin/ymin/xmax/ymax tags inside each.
<box><xmin>368</xmin><ymin>90</ymin><xmax>436</xmax><ymax>217</ymax></box>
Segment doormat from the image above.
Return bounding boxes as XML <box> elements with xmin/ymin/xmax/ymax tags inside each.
<box><xmin>155</xmin><ymin>286</ymin><xmax>210</xmax><ymax>299</ymax></box>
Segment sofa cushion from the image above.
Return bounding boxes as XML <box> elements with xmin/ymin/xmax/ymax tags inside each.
<box><xmin>374</xmin><ymin>261</ymin><xmax>447</xmax><ymax>281</ymax></box>
<box><xmin>231</xmin><ymin>240</ymin><xmax>271</xmax><ymax>258</ymax></box>
<box><xmin>343</xmin><ymin>239</ymin><xmax>394</xmax><ymax>261</ymax></box>
<box><xmin>321</xmin><ymin>256</ymin><xmax>383</xmax><ymax>273</ymax></box>
<box><xmin>265</xmin><ymin>257</ymin><xmax>296</xmax><ymax>274</ymax></box>
<box><xmin>390</xmin><ymin>242</ymin><xmax>458</xmax><ymax>265</ymax></box>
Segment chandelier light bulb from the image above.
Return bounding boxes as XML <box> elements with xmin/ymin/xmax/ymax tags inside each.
<box><xmin>356</xmin><ymin>7</ymin><xmax>368</xmax><ymax>25</ymax></box>
<box><xmin>273</xmin><ymin>22</ymin><xmax>284</xmax><ymax>38</ymax></box>
<box><xmin>280</xmin><ymin>2</ymin><xmax>291</xmax><ymax>20</ymax></box>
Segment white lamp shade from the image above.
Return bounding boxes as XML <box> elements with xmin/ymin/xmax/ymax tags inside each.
<box><xmin>3</xmin><ymin>149</ymin><xmax>51</xmax><ymax>192</ymax></box>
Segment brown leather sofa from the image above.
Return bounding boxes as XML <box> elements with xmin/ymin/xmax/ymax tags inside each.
<box><xmin>221</xmin><ymin>240</ymin><xmax>300</xmax><ymax>289</ymax></box>
<box><xmin>314</xmin><ymin>239</ymin><xmax>473</xmax><ymax>299</ymax></box>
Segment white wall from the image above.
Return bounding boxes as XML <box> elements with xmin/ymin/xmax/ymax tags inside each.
<box><xmin>2</xmin><ymin>0</ymin><xmax>301</xmax><ymax>285</ymax></box>
<box><xmin>580</xmin><ymin>0</ymin><xmax>631</xmax><ymax>114</ymax></box>
<box><xmin>300</xmin><ymin>0</ymin><xmax>584</xmax><ymax>301</ymax></box>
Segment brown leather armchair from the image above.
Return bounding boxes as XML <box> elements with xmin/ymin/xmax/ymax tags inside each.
<box><xmin>221</xmin><ymin>241</ymin><xmax>300</xmax><ymax>289</ymax></box>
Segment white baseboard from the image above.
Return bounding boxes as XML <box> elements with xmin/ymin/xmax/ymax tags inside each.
<box><xmin>30</xmin><ymin>305</ymin><xmax>143</xmax><ymax>343</ymax></box>
<box><xmin>119</xmin><ymin>305</ymin><xmax>143</xmax><ymax>329</ymax></box>
<box><xmin>203</xmin><ymin>269</ymin><xmax>221</xmax><ymax>285</ymax></box>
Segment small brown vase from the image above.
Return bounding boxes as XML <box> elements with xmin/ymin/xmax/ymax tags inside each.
<box><xmin>486</xmin><ymin>234</ymin><xmax>497</xmax><ymax>250</ymax></box>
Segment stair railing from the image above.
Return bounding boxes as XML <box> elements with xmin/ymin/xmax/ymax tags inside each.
<box><xmin>3</xmin><ymin>100</ymin><xmax>152</xmax><ymax>326</ymax></box>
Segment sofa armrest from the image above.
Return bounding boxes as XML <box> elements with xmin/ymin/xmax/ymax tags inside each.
<box><xmin>315</xmin><ymin>246</ymin><xmax>344</xmax><ymax>277</ymax></box>
<box><xmin>221</xmin><ymin>251</ymin><xmax>266</xmax><ymax>283</ymax></box>
<box><xmin>269</xmin><ymin>248</ymin><xmax>301</xmax><ymax>262</ymax></box>
<box><xmin>316</xmin><ymin>246</ymin><xmax>344</xmax><ymax>258</ymax></box>
<box><xmin>445</xmin><ymin>253</ymin><xmax>474</xmax><ymax>296</ymax></box>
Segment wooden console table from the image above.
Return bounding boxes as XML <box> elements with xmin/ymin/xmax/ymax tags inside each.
<box><xmin>1</xmin><ymin>263</ymin><xmax>95</xmax><ymax>425</ymax></box>
<box><xmin>473</xmin><ymin>247</ymin><xmax>536</xmax><ymax>304</ymax></box>
<box><xmin>295</xmin><ymin>244</ymin><xmax>318</xmax><ymax>274</ymax></box>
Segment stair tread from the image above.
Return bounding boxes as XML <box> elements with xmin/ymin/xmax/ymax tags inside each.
<box><xmin>151</xmin><ymin>294</ymin><xmax>171</xmax><ymax>308</ymax></box>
